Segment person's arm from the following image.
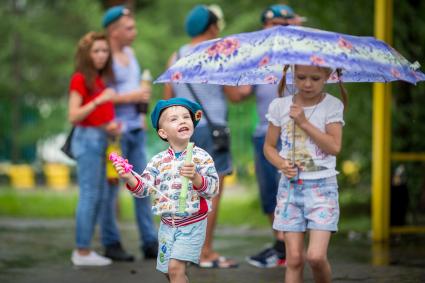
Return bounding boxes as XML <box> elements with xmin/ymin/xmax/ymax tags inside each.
<box><xmin>112</xmin><ymin>47</ymin><xmax>151</xmax><ymax>105</ymax></box>
<box><xmin>290</xmin><ymin>104</ymin><xmax>343</xmax><ymax>155</ymax></box>
<box><xmin>112</xmin><ymin>87</ymin><xmax>151</xmax><ymax>105</ymax></box>
<box><xmin>264</xmin><ymin>122</ymin><xmax>298</xmax><ymax>179</ymax></box>
<box><xmin>114</xmin><ymin>161</ymin><xmax>138</xmax><ymax>186</ymax></box>
<box><xmin>163</xmin><ymin>83</ymin><xmax>174</xmax><ymax>100</ymax></box>
<box><xmin>181</xmin><ymin>150</ymin><xmax>219</xmax><ymax>199</ymax></box>
<box><xmin>180</xmin><ymin>163</ymin><xmax>203</xmax><ymax>188</ymax></box>
<box><xmin>193</xmin><ymin>164</ymin><xmax>219</xmax><ymax>199</ymax></box>
<box><xmin>68</xmin><ymin>88</ymin><xmax>115</xmax><ymax>124</ymax></box>
<box><xmin>163</xmin><ymin>52</ymin><xmax>178</xmax><ymax>99</ymax></box>
<box><xmin>223</xmin><ymin>85</ymin><xmax>252</xmax><ymax>102</ymax></box>
<box><xmin>113</xmin><ymin>159</ymin><xmax>156</xmax><ymax>198</ymax></box>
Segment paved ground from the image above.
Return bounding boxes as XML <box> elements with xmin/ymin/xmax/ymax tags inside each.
<box><xmin>0</xmin><ymin>218</ymin><xmax>424</xmax><ymax>283</ymax></box>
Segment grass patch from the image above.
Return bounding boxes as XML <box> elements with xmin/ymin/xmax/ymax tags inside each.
<box><xmin>0</xmin><ymin>186</ymin><xmax>370</xmax><ymax>232</ymax></box>
<box><xmin>0</xmin><ymin>187</ymin><xmax>78</xmax><ymax>218</ymax></box>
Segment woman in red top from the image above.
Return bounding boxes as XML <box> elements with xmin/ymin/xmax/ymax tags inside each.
<box><xmin>68</xmin><ymin>31</ymin><xmax>120</xmax><ymax>266</ymax></box>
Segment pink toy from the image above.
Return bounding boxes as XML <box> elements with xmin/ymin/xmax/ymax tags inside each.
<box><xmin>109</xmin><ymin>152</ymin><xmax>133</xmax><ymax>173</ymax></box>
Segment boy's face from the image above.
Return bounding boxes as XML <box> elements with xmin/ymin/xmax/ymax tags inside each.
<box><xmin>157</xmin><ymin>106</ymin><xmax>194</xmax><ymax>144</ymax></box>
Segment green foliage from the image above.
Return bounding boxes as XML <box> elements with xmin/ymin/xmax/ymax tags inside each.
<box><xmin>1</xmin><ymin>0</ymin><xmax>424</xmax><ymax>203</ymax></box>
<box><xmin>0</xmin><ymin>0</ymin><xmax>103</xmax><ymax>161</ymax></box>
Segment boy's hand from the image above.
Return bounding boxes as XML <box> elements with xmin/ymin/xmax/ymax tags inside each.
<box><xmin>180</xmin><ymin>163</ymin><xmax>197</xmax><ymax>180</ymax></box>
<box><xmin>180</xmin><ymin>163</ymin><xmax>203</xmax><ymax>188</ymax></box>
<box><xmin>113</xmin><ymin>161</ymin><xmax>134</xmax><ymax>182</ymax></box>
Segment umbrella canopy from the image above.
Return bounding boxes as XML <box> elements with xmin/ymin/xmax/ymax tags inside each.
<box><xmin>155</xmin><ymin>25</ymin><xmax>425</xmax><ymax>85</ymax></box>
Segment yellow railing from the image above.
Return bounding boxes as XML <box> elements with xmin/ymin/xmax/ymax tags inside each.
<box><xmin>390</xmin><ymin>152</ymin><xmax>425</xmax><ymax>235</ymax></box>
<box><xmin>391</xmin><ymin>152</ymin><xmax>425</xmax><ymax>162</ymax></box>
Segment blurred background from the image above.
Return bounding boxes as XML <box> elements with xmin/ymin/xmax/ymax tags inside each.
<box><xmin>1</xmin><ymin>0</ymin><xmax>425</xmax><ymax>234</ymax></box>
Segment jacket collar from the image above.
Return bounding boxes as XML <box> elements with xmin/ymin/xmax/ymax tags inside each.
<box><xmin>167</xmin><ymin>146</ymin><xmax>189</xmax><ymax>159</ymax></box>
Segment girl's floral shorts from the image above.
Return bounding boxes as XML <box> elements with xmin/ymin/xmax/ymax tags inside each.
<box><xmin>273</xmin><ymin>175</ymin><xmax>339</xmax><ymax>232</ymax></box>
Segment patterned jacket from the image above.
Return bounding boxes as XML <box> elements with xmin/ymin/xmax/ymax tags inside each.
<box><xmin>126</xmin><ymin>146</ymin><xmax>219</xmax><ymax>227</ymax></box>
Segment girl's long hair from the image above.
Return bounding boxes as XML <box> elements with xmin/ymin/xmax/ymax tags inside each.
<box><xmin>277</xmin><ymin>65</ymin><xmax>348</xmax><ymax>109</ymax></box>
<box><xmin>74</xmin><ymin>31</ymin><xmax>114</xmax><ymax>92</ymax></box>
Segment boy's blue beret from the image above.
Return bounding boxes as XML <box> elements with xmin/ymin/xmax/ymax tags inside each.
<box><xmin>261</xmin><ymin>4</ymin><xmax>295</xmax><ymax>23</ymax></box>
<box><xmin>151</xmin><ymin>98</ymin><xmax>203</xmax><ymax>131</ymax></box>
<box><xmin>185</xmin><ymin>5</ymin><xmax>211</xmax><ymax>37</ymax></box>
<box><xmin>102</xmin><ymin>5</ymin><xmax>130</xmax><ymax>28</ymax></box>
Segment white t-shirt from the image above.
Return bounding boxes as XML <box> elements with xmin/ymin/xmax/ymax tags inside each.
<box><xmin>266</xmin><ymin>93</ymin><xmax>345</xmax><ymax>180</ymax></box>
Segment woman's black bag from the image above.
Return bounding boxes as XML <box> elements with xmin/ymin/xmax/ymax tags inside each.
<box><xmin>210</xmin><ymin>125</ymin><xmax>231</xmax><ymax>152</ymax></box>
<box><xmin>61</xmin><ymin>127</ymin><xmax>75</xmax><ymax>159</ymax></box>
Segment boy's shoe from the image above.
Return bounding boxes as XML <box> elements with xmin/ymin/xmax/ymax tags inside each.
<box><xmin>142</xmin><ymin>242</ymin><xmax>158</xmax><ymax>259</ymax></box>
<box><xmin>246</xmin><ymin>247</ymin><xmax>285</xmax><ymax>268</ymax></box>
<box><xmin>71</xmin><ymin>250</ymin><xmax>112</xmax><ymax>266</ymax></box>
<box><xmin>104</xmin><ymin>242</ymin><xmax>134</xmax><ymax>262</ymax></box>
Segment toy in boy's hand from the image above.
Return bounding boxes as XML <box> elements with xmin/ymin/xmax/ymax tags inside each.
<box><xmin>109</xmin><ymin>152</ymin><xmax>133</xmax><ymax>173</ymax></box>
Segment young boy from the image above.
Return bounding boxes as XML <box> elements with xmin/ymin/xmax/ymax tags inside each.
<box><xmin>112</xmin><ymin>97</ymin><xmax>219</xmax><ymax>282</ymax></box>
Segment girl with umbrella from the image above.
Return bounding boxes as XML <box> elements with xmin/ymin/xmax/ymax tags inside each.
<box><xmin>264</xmin><ymin>64</ymin><xmax>347</xmax><ymax>282</ymax></box>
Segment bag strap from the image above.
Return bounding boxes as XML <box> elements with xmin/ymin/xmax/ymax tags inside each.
<box><xmin>175</xmin><ymin>50</ymin><xmax>215</xmax><ymax>127</ymax></box>
<box><xmin>186</xmin><ymin>83</ymin><xmax>215</xmax><ymax>126</ymax></box>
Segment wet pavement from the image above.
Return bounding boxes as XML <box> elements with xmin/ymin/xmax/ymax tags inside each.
<box><xmin>0</xmin><ymin>218</ymin><xmax>424</xmax><ymax>283</ymax></box>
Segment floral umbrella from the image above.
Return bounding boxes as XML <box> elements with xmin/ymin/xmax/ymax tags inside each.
<box><xmin>155</xmin><ymin>25</ymin><xmax>425</xmax><ymax>85</ymax></box>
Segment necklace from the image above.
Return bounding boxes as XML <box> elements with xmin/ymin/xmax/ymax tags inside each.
<box><xmin>293</xmin><ymin>92</ymin><xmax>325</xmax><ymax>120</ymax></box>
<box><xmin>307</xmin><ymin>92</ymin><xmax>325</xmax><ymax>120</ymax></box>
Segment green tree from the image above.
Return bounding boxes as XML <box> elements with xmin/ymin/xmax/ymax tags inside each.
<box><xmin>0</xmin><ymin>0</ymin><xmax>103</xmax><ymax>162</ymax></box>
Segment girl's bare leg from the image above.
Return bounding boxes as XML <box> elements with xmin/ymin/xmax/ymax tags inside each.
<box><xmin>284</xmin><ymin>232</ymin><xmax>305</xmax><ymax>283</ymax></box>
<box><xmin>306</xmin><ymin>230</ymin><xmax>332</xmax><ymax>283</ymax></box>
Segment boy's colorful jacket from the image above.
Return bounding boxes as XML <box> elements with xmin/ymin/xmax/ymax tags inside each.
<box><xmin>126</xmin><ymin>146</ymin><xmax>219</xmax><ymax>227</ymax></box>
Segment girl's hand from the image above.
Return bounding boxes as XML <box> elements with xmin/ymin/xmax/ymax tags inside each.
<box><xmin>180</xmin><ymin>163</ymin><xmax>197</xmax><ymax>180</ymax></box>
<box><xmin>113</xmin><ymin>161</ymin><xmax>133</xmax><ymax>181</ymax></box>
<box><xmin>289</xmin><ymin>104</ymin><xmax>308</xmax><ymax>127</ymax></box>
<box><xmin>278</xmin><ymin>159</ymin><xmax>298</xmax><ymax>179</ymax></box>
<box><xmin>104</xmin><ymin>121</ymin><xmax>122</xmax><ymax>136</ymax></box>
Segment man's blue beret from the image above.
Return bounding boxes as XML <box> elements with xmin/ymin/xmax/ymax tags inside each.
<box><xmin>185</xmin><ymin>5</ymin><xmax>211</xmax><ymax>37</ymax></box>
<box><xmin>151</xmin><ymin>98</ymin><xmax>203</xmax><ymax>131</ymax></box>
<box><xmin>261</xmin><ymin>4</ymin><xmax>295</xmax><ymax>23</ymax></box>
<box><xmin>102</xmin><ymin>5</ymin><xmax>130</xmax><ymax>28</ymax></box>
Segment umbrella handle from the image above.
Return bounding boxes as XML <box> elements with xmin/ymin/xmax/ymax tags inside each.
<box><xmin>292</xmin><ymin>119</ymin><xmax>296</xmax><ymax>165</ymax></box>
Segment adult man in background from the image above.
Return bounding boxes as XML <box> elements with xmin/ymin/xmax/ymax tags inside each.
<box><xmin>246</xmin><ymin>4</ymin><xmax>305</xmax><ymax>268</ymax></box>
<box><xmin>163</xmin><ymin>4</ymin><xmax>250</xmax><ymax>268</ymax></box>
<box><xmin>100</xmin><ymin>5</ymin><xmax>158</xmax><ymax>262</ymax></box>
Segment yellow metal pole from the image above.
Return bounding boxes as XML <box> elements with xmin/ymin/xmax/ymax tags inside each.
<box><xmin>372</xmin><ymin>0</ymin><xmax>392</xmax><ymax>243</ymax></box>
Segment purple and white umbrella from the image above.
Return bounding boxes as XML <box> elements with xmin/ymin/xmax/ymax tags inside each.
<box><xmin>155</xmin><ymin>25</ymin><xmax>425</xmax><ymax>85</ymax></box>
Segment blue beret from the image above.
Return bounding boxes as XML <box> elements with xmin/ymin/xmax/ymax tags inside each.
<box><xmin>102</xmin><ymin>5</ymin><xmax>130</xmax><ymax>28</ymax></box>
<box><xmin>185</xmin><ymin>5</ymin><xmax>211</xmax><ymax>37</ymax></box>
<box><xmin>151</xmin><ymin>98</ymin><xmax>203</xmax><ymax>131</ymax></box>
<box><xmin>261</xmin><ymin>4</ymin><xmax>295</xmax><ymax>23</ymax></box>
